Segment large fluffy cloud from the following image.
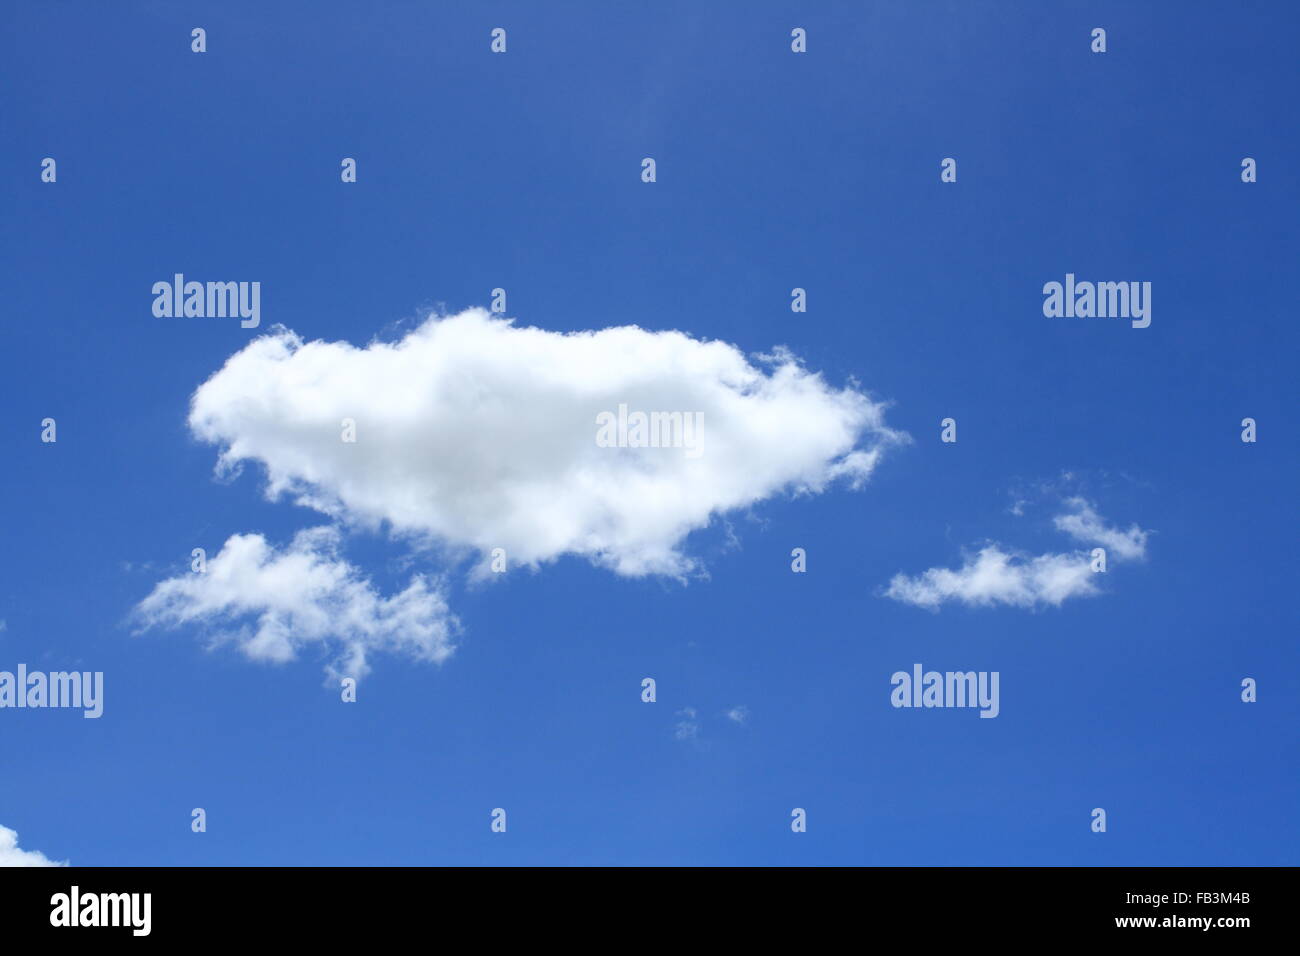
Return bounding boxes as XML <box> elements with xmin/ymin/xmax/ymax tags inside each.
<box><xmin>886</xmin><ymin>498</ymin><xmax>1149</xmax><ymax>610</ymax></box>
<box><xmin>135</xmin><ymin>527</ymin><xmax>456</xmax><ymax>679</ymax></box>
<box><xmin>187</xmin><ymin>309</ymin><xmax>904</xmax><ymax>577</ymax></box>
<box><xmin>0</xmin><ymin>825</ymin><xmax>65</xmax><ymax>867</ymax></box>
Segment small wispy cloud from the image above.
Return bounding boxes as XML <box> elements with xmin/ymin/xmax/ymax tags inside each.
<box><xmin>1053</xmin><ymin>496</ymin><xmax>1148</xmax><ymax>561</ymax></box>
<box><xmin>886</xmin><ymin>497</ymin><xmax>1149</xmax><ymax>611</ymax></box>
<box><xmin>724</xmin><ymin>705</ymin><xmax>749</xmax><ymax>725</ymax></box>
<box><xmin>674</xmin><ymin>707</ymin><xmax>700</xmax><ymax>740</ymax></box>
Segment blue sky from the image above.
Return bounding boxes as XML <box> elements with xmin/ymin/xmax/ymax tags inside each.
<box><xmin>1</xmin><ymin>1</ymin><xmax>1296</xmax><ymax>866</ymax></box>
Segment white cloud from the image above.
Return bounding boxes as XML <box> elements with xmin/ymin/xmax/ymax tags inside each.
<box><xmin>187</xmin><ymin>309</ymin><xmax>904</xmax><ymax>579</ymax></box>
<box><xmin>0</xmin><ymin>825</ymin><xmax>65</xmax><ymax>867</ymax></box>
<box><xmin>674</xmin><ymin>707</ymin><xmax>700</xmax><ymax>740</ymax></box>
<box><xmin>135</xmin><ymin>526</ymin><xmax>456</xmax><ymax>680</ymax></box>
<box><xmin>886</xmin><ymin>546</ymin><xmax>1099</xmax><ymax>609</ymax></box>
<box><xmin>725</xmin><ymin>705</ymin><xmax>750</xmax><ymax>725</ymax></box>
<box><xmin>886</xmin><ymin>498</ymin><xmax>1148</xmax><ymax>610</ymax></box>
<box><xmin>1053</xmin><ymin>496</ymin><xmax>1148</xmax><ymax>561</ymax></box>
